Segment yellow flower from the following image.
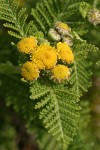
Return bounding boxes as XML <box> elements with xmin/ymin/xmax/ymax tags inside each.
<box><xmin>31</xmin><ymin>44</ymin><xmax>57</xmax><ymax>69</ymax></box>
<box><xmin>21</xmin><ymin>61</ymin><xmax>39</xmax><ymax>81</ymax></box>
<box><xmin>56</xmin><ymin>42</ymin><xmax>74</xmax><ymax>64</ymax></box>
<box><xmin>51</xmin><ymin>65</ymin><xmax>70</xmax><ymax>82</ymax></box>
<box><xmin>55</xmin><ymin>21</ymin><xmax>71</xmax><ymax>36</ymax></box>
<box><xmin>17</xmin><ymin>36</ymin><xmax>37</xmax><ymax>54</ymax></box>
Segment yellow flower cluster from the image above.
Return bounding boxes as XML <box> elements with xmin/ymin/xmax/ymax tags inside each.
<box><xmin>17</xmin><ymin>36</ymin><xmax>74</xmax><ymax>82</ymax></box>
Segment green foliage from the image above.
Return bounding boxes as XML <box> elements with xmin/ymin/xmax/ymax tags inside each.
<box><xmin>79</xmin><ymin>2</ymin><xmax>91</xmax><ymax>18</ymax></box>
<box><xmin>0</xmin><ymin>0</ymin><xmax>39</xmax><ymax>38</ymax></box>
<box><xmin>0</xmin><ymin>124</ymin><xmax>17</xmax><ymax>150</ymax></box>
<box><xmin>0</xmin><ymin>61</ymin><xmax>20</xmax><ymax>74</ymax></box>
<box><xmin>30</xmin><ymin>79</ymin><xmax>80</xmax><ymax>149</ymax></box>
<box><xmin>70</xmin><ymin>41</ymin><xmax>98</xmax><ymax>96</ymax></box>
<box><xmin>38</xmin><ymin>132</ymin><xmax>62</xmax><ymax>150</ymax></box>
<box><xmin>68</xmin><ymin>100</ymin><xmax>93</xmax><ymax>150</ymax></box>
<box><xmin>0</xmin><ymin>0</ymin><xmax>28</xmax><ymax>38</ymax></box>
<box><xmin>0</xmin><ymin>0</ymin><xmax>100</xmax><ymax>150</ymax></box>
<box><xmin>37</xmin><ymin>100</ymin><xmax>92</xmax><ymax>150</ymax></box>
<box><xmin>0</xmin><ymin>0</ymin><xmax>93</xmax><ymax>38</ymax></box>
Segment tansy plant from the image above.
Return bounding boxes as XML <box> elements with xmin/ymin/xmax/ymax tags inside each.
<box><xmin>0</xmin><ymin>0</ymin><xmax>100</xmax><ymax>150</ymax></box>
<box><xmin>17</xmin><ymin>37</ymin><xmax>73</xmax><ymax>82</ymax></box>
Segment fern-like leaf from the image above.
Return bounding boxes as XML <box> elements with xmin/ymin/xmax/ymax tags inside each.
<box><xmin>31</xmin><ymin>0</ymin><xmax>58</xmax><ymax>34</ymax></box>
<box><xmin>38</xmin><ymin>132</ymin><xmax>62</xmax><ymax>150</ymax></box>
<box><xmin>0</xmin><ymin>0</ymin><xmax>28</xmax><ymax>38</ymax></box>
<box><xmin>30</xmin><ymin>79</ymin><xmax>80</xmax><ymax>149</ymax></box>
<box><xmin>69</xmin><ymin>41</ymin><xmax>98</xmax><ymax>96</ymax></box>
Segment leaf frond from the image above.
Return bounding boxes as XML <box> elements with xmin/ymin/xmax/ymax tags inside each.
<box><xmin>0</xmin><ymin>0</ymin><xmax>28</xmax><ymax>38</ymax></box>
<box><xmin>30</xmin><ymin>79</ymin><xmax>81</xmax><ymax>149</ymax></box>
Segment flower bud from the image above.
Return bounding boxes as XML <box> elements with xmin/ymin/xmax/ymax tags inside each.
<box><xmin>62</xmin><ymin>37</ymin><xmax>73</xmax><ymax>46</ymax></box>
<box><xmin>87</xmin><ymin>8</ymin><xmax>100</xmax><ymax>25</ymax></box>
<box><xmin>48</xmin><ymin>29</ymin><xmax>61</xmax><ymax>41</ymax></box>
<box><xmin>55</xmin><ymin>21</ymin><xmax>71</xmax><ymax>36</ymax></box>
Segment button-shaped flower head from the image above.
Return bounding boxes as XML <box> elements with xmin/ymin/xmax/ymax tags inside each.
<box><xmin>31</xmin><ymin>44</ymin><xmax>57</xmax><ymax>69</ymax></box>
<box><xmin>21</xmin><ymin>61</ymin><xmax>40</xmax><ymax>81</ymax></box>
<box><xmin>56</xmin><ymin>42</ymin><xmax>74</xmax><ymax>64</ymax></box>
<box><xmin>17</xmin><ymin>36</ymin><xmax>38</xmax><ymax>54</ymax></box>
<box><xmin>51</xmin><ymin>65</ymin><xmax>70</xmax><ymax>82</ymax></box>
<box><xmin>55</xmin><ymin>21</ymin><xmax>71</xmax><ymax>36</ymax></box>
